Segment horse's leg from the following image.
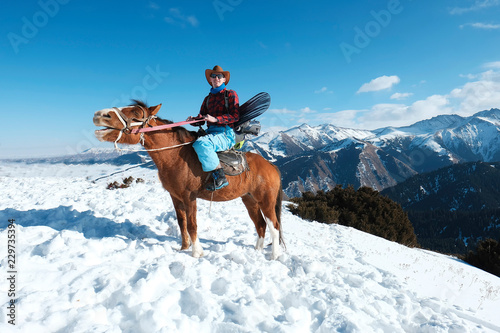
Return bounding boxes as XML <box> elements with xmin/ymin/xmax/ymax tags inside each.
<box><xmin>185</xmin><ymin>198</ymin><xmax>204</xmax><ymax>258</ymax></box>
<box><xmin>241</xmin><ymin>194</ymin><xmax>267</xmax><ymax>251</ymax></box>
<box><xmin>170</xmin><ymin>195</ymin><xmax>191</xmax><ymax>250</ymax></box>
<box><xmin>253</xmin><ymin>175</ymin><xmax>283</xmax><ymax>260</ymax></box>
<box><xmin>258</xmin><ymin>199</ymin><xmax>282</xmax><ymax>260</ymax></box>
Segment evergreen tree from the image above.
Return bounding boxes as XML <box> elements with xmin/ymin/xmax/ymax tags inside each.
<box><xmin>289</xmin><ymin>185</ymin><xmax>419</xmax><ymax>247</ymax></box>
<box><xmin>464</xmin><ymin>238</ymin><xmax>500</xmax><ymax>277</ymax></box>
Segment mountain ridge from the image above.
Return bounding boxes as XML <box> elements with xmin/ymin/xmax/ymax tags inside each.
<box><xmin>247</xmin><ymin>108</ymin><xmax>500</xmax><ymax>197</ymax></box>
<box><xmin>381</xmin><ymin>161</ymin><xmax>500</xmax><ymax>254</ymax></box>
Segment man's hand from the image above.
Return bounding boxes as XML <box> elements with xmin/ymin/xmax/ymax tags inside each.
<box><xmin>186</xmin><ymin>114</ymin><xmax>217</xmax><ymax>125</ymax></box>
<box><xmin>186</xmin><ymin>114</ymin><xmax>206</xmax><ymax>126</ymax></box>
<box><xmin>204</xmin><ymin>115</ymin><xmax>218</xmax><ymax>123</ymax></box>
<box><xmin>187</xmin><ymin>114</ymin><xmax>204</xmax><ymax>121</ymax></box>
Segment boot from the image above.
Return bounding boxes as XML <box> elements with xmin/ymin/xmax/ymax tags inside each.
<box><xmin>206</xmin><ymin>168</ymin><xmax>229</xmax><ymax>191</ymax></box>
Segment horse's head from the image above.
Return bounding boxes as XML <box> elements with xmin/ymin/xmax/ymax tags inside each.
<box><xmin>93</xmin><ymin>100</ymin><xmax>162</xmax><ymax>144</ymax></box>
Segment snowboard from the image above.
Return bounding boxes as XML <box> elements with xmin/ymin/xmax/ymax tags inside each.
<box><xmin>235</xmin><ymin>92</ymin><xmax>270</xmax><ymax>127</ymax></box>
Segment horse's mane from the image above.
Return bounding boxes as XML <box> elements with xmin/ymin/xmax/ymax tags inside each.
<box><xmin>130</xmin><ymin>99</ymin><xmax>149</xmax><ymax>110</ymax></box>
<box><xmin>129</xmin><ymin>100</ymin><xmax>197</xmax><ymax>141</ymax></box>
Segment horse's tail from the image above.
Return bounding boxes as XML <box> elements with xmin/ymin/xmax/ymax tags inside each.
<box><xmin>274</xmin><ymin>166</ymin><xmax>286</xmax><ymax>251</ymax></box>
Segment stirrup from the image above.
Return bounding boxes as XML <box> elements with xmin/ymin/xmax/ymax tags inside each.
<box><xmin>206</xmin><ymin>168</ymin><xmax>228</xmax><ymax>191</ymax></box>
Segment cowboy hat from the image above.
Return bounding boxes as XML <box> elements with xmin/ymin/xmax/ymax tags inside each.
<box><xmin>205</xmin><ymin>65</ymin><xmax>230</xmax><ymax>86</ymax></box>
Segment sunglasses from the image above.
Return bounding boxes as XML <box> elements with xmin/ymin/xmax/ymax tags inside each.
<box><xmin>210</xmin><ymin>73</ymin><xmax>225</xmax><ymax>79</ymax></box>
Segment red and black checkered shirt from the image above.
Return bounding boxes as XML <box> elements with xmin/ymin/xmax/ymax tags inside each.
<box><xmin>200</xmin><ymin>88</ymin><xmax>239</xmax><ymax>128</ymax></box>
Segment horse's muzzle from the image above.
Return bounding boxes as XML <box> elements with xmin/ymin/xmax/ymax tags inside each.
<box><xmin>93</xmin><ymin>110</ymin><xmax>117</xmax><ymax>141</ymax></box>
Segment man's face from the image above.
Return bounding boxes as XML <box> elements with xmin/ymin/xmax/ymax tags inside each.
<box><xmin>210</xmin><ymin>73</ymin><xmax>226</xmax><ymax>88</ymax></box>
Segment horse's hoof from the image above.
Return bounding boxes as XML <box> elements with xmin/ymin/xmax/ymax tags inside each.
<box><xmin>270</xmin><ymin>247</ymin><xmax>282</xmax><ymax>260</ymax></box>
<box><xmin>191</xmin><ymin>239</ymin><xmax>204</xmax><ymax>258</ymax></box>
<box><xmin>255</xmin><ymin>237</ymin><xmax>265</xmax><ymax>251</ymax></box>
<box><xmin>192</xmin><ymin>250</ymin><xmax>204</xmax><ymax>258</ymax></box>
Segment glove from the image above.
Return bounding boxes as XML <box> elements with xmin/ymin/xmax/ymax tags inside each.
<box><xmin>187</xmin><ymin>115</ymin><xmax>206</xmax><ymax>127</ymax></box>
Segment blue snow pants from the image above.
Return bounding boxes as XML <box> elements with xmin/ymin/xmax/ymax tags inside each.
<box><xmin>192</xmin><ymin>125</ymin><xmax>236</xmax><ymax>172</ymax></box>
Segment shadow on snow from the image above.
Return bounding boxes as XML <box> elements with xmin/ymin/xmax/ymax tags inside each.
<box><xmin>0</xmin><ymin>206</ymin><xmax>174</xmax><ymax>243</ymax></box>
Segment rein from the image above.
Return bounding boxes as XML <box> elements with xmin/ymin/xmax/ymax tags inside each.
<box><xmin>130</xmin><ymin>119</ymin><xmax>202</xmax><ymax>134</ymax></box>
<box><xmin>109</xmin><ymin>106</ymin><xmax>201</xmax><ymax>152</ymax></box>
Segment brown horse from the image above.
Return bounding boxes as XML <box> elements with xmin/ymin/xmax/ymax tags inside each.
<box><xmin>93</xmin><ymin>101</ymin><xmax>285</xmax><ymax>259</ymax></box>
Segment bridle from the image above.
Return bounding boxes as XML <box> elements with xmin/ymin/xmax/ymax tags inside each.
<box><xmin>108</xmin><ymin>105</ymin><xmax>198</xmax><ymax>152</ymax></box>
<box><xmin>108</xmin><ymin>105</ymin><xmax>155</xmax><ymax>149</ymax></box>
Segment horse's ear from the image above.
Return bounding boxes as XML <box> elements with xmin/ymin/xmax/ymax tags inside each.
<box><xmin>149</xmin><ymin>104</ymin><xmax>162</xmax><ymax>115</ymax></box>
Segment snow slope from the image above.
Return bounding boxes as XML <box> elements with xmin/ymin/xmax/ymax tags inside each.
<box><xmin>1</xmin><ymin>161</ymin><xmax>499</xmax><ymax>332</ymax></box>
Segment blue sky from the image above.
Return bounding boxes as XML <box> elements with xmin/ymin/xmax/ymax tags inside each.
<box><xmin>1</xmin><ymin>0</ymin><xmax>500</xmax><ymax>158</ymax></box>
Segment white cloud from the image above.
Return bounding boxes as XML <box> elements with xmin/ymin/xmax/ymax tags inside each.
<box><xmin>411</xmin><ymin>95</ymin><xmax>453</xmax><ymax>119</ymax></box>
<box><xmin>449</xmin><ymin>71</ymin><xmax>500</xmax><ymax>114</ymax></box>
<box><xmin>340</xmin><ymin>69</ymin><xmax>500</xmax><ymax>129</ymax></box>
<box><xmin>315</xmin><ymin>87</ymin><xmax>333</xmax><ymax>94</ymax></box>
<box><xmin>357</xmin><ymin>103</ymin><xmax>410</xmax><ymax>128</ymax></box>
<box><xmin>268</xmin><ymin>107</ymin><xmax>316</xmax><ymax>117</ymax></box>
<box><xmin>390</xmin><ymin>92</ymin><xmax>413</xmax><ymax>100</ymax></box>
<box><xmin>164</xmin><ymin>8</ymin><xmax>199</xmax><ymax>28</ymax></box>
<box><xmin>268</xmin><ymin>108</ymin><xmax>296</xmax><ymax>115</ymax></box>
<box><xmin>308</xmin><ymin>109</ymin><xmax>365</xmax><ymax>129</ymax></box>
<box><xmin>265</xmin><ymin>107</ymin><xmax>318</xmax><ymax>129</ymax></box>
<box><xmin>460</xmin><ymin>73</ymin><xmax>479</xmax><ymax>80</ymax></box>
<box><xmin>411</xmin><ymin>80</ymin><xmax>427</xmax><ymax>88</ymax></box>
<box><xmin>186</xmin><ymin>16</ymin><xmax>199</xmax><ymax>27</ymax></box>
<box><xmin>300</xmin><ymin>107</ymin><xmax>316</xmax><ymax>114</ymax></box>
<box><xmin>484</xmin><ymin>61</ymin><xmax>500</xmax><ymax>69</ymax></box>
<box><xmin>357</xmin><ymin>75</ymin><xmax>400</xmax><ymax>93</ymax></box>
<box><xmin>295</xmin><ymin>107</ymin><xmax>319</xmax><ymax>124</ymax></box>
<box><xmin>460</xmin><ymin>22</ymin><xmax>500</xmax><ymax>29</ymax></box>
<box><xmin>450</xmin><ymin>0</ymin><xmax>500</xmax><ymax>14</ymax></box>
<box><xmin>325</xmin><ymin>95</ymin><xmax>453</xmax><ymax>130</ymax></box>
<box><xmin>149</xmin><ymin>2</ymin><xmax>160</xmax><ymax>10</ymax></box>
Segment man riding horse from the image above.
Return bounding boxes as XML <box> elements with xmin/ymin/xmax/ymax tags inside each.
<box><xmin>93</xmin><ymin>65</ymin><xmax>284</xmax><ymax>259</ymax></box>
<box><xmin>187</xmin><ymin>65</ymin><xmax>239</xmax><ymax>191</ymax></box>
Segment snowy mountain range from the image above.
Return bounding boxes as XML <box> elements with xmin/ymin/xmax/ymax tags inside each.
<box><xmin>245</xmin><ymin>108</ymin><xmax>500</xmax><ymax>197</ymax></box>
<box><xmin>382</xmin><ymin>161</ymin><xmax>500</xmax><ymax>212</ymax></box>
<box><xmin>5</xmin><ymin>108</ymin><xmax>499</xmax><ymax>199</ymax></box>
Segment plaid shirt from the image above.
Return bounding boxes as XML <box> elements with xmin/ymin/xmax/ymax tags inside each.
<box><xmin>200</xmin><ymin>88</ymin><xmax>239</xmax><ymax>128</ymax></box>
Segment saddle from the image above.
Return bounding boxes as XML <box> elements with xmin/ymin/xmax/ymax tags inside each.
<box><xmin>217</xmin><ymin>149</ymin><xmax>249</xmax><ymax>176</ymax></box>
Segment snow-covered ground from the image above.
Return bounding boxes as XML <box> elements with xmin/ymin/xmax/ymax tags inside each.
<box><xmin>0</xmin><ymin>161</ymin><xmax>499</xmax><ymax>332</ymax></box>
